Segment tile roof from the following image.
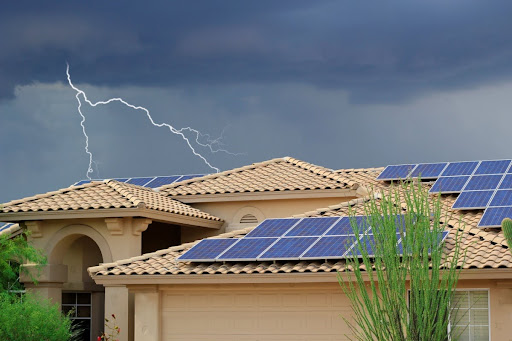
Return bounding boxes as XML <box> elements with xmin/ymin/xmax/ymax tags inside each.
<box><xmin>159</xmin><ymin>157</ymin><xmax>359</xmax><ymax>197</ymax></box>
<box><xmin>90</xmin><ymin>187</ymin><xmax>511</xmax><ymax>277</ymax></box>
<box><xmin>1</xmin><ymin>180</ymin><xmax>222</xmax><ymax>222</ymax></box>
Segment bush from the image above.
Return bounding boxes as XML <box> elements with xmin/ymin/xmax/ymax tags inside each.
<box><xmin>0</xmin><ymin>293</ymin><xmax>81</xmax><ymax>341</ymax></box>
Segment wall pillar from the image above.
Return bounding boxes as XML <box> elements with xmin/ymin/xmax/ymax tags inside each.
<box><xmin>105</xmin><ymin>285</ymin><xmax>132</xmax><ymax>341</ymax></box>
<box><xmin>21</xmin><ymin>263</ymin><xmax>67</xmax><ymax>306</ymax></box>
<box><xmin>134</xmin><ymin>286</ymin><xmax>160</xmax><ymax>341</ymax></box>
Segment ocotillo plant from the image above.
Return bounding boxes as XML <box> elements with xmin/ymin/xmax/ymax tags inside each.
<box><xmin>502</xmin><ymin>218</ymin><xmax>512</xmax><ymax>254</ymax></box>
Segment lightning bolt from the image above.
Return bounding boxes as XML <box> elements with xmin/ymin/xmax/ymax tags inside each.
<box><xmin>66</xmin><ymin>63</ymin><xmax>238</xmax><ymax>179</ymax></box>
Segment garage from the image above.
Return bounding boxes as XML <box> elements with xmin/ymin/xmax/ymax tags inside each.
<box><xmin>160</xmin><ymin>283</ymin><xmax>353</xmax><ymax>341</ymax></box>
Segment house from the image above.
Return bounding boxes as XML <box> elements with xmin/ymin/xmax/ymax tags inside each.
<box><xmin>0</xmin><ymin>157</ymin><xmax>510</xmax><ymax>341</ymax></box>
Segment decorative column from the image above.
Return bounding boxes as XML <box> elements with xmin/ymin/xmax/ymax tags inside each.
<box><xmin>134</xmin><ymin>286</ymin><xmax>160</xmax><ymax>341</ymax></box>
<box><xmin>105</xmin><ymin>285</ymin><xmax>131</xmax><ymax>341</ymax></box>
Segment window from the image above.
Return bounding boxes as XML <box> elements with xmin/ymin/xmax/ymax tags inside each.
<box><xmin>62</xmin><ymin>292</ymin><xmax>92</xmax><ymax>341</ymax></box>
<box><xmin>450</xmin><ymin>290</ymin><xmax>490</xmax><ymax>341</ymax></box>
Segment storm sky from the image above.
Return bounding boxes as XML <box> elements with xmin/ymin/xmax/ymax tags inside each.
<box><xmin>2</xmin><ymin>1</ymin><xmax>512</xmax><ymax>202</ymax></box>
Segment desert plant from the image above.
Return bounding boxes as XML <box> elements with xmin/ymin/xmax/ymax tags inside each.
<box><xmin>98</xmin><ymin>314</ymin><xmax>121</xmax><ymax>341</ymax></box>
<box><xmin>0</xmin><ymin>293</ymin><xmax>81</xmax><ymax>341</ymax></box>
<box><xmin>502</xmin><ymin>218</ymin><xmax>512</xmax><ymax>254</ymax></box>
<box><xmin>338</xmin><ymin>181</ymin><xmax>466</xmax><ymax>341</ymax></box>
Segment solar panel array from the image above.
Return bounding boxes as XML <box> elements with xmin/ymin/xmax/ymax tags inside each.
<box><xmin>0</xmin><ymin>222</ymin><xmax>15</xmax><ymax>233</ymax></box>
<box><xmin>73</xmin><ymin>174</ymin><xmax>207</xmax><ymax>189</ymax></box>
<box><xmin>377</xmin><ymin>159</ymin><xmax>512</xmax><ymax>228</ymax></box>
<box><xmin>177</xmin><ymin>216</ymin><xmax>448</xmax><ymax>262</ymax></box>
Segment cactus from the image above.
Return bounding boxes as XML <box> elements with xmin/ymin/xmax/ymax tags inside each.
<box><xmin>502</xmin><ymin>218</ymin><xmax>512</xmax><ymax>253</ymax></box>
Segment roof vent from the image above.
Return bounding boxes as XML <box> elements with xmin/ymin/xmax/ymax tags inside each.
<box><xmin>240</xmin><ymin>214</ymin><xmax>258</xmax><ymax>224</ymax></box>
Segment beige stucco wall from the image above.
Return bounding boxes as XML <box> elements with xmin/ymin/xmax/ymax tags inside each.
<box><xmin>183</xmin><ymin>197</ymin><xmax>356</xmax><ymax>242</ymax></box>
<box><xmin>128</xmin><ymin>278</ymin><xmax>512</xmax><ymax>341</ymax></box>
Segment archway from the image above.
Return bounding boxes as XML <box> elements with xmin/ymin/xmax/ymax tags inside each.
<box><xmin>46</xmin><ymin>225</ymin><xmax>112</xmax><ymax>341</ymax></box>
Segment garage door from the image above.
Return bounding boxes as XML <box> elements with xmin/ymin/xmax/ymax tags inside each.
<box><xmin>162</xmin><ymin>285</ymin><xmax>354</xmax><ymax>341</ymax></box>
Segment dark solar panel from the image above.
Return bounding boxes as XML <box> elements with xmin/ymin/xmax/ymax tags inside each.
<box><xmin>284</xmin><ymin>217</ymin><xmax>340</xmax><ymax>237</ymax></box>
<box><xmin>429</xmin><ymin>176</ymin><xmax>470</xmax><ymax>193</ymax></box>
<box><xmin>144</xmin><ymin>176</ymin><xmax>182</xmax><ymax>188</ymax></box>
<box><xmin>176</xmin><ymin>174</ymin><xmax>205</xmax><ymax>182</ymax></box>
<box><xmin>463</xmin><ymin>175</ymin><xmax>503</xmax><ymax>191</ymax></box>
<box><xmin>301</xmin><ymin>235</ymin><xmax>357</xmax><ymax>259</ymax></box>
<box><xmin>125</xmin><ymin>177</ymin><xmax>155</xmax><ymax>186</ymax></box>
<box><xmin>474</xmin><ymin>160</ymin><xmax>511</xmax><ymax>175</ymax></box>
<box><xmin>409</xmin><ymin>163</ymin><xmax>448</xmax><ymax>178</ymax></box>
<box><xmin>499</xmin><ymin>174</ymin><xmax>512</xmax><ymax>189</ymax></box>
<box><xmin>440</xmin><ymin>161</ymin><xmax>479</xmax><ymax>176</ymax></box>
<box><xmin>177</xmin><ymin>238</ymin><xmax>239</xmax><ymax>261</ymax></box>
<box><xmin>452</xmin><ymin>191</ymin><xmax>494</xmax><ymax>210</ymax></box>
<box><xmin>245</xmin><ymin>218</ymin><xmax>300</xmax><ymax>238</ymax></box>
<box><xmin>489</xmin><ymin>190</ymin><xmax>512</xmax><ymax>207</ymax></box>
<box><xmin>478</xmin><ymin>207</ymin><xmax>512</xmax><ymax>227</ymax></box>
<box><xmin>112</xmin><ymin>178</ymin><xmax>129</xmax><ymax>183</ymax></box>
<box><xmin>258</xmin><ymin>237</ymin><xmax>319</xmax><ymax>259</ymax></box>
<box><xmin>74</xmin><ymin>180</ymin><xmax>92</xmax><ymax>186</ymax></box>
<box><xmin>0</xmin><ymin>223</ymin><xmax>13</xmax><ymax>232</ymax></box>
<box><xmin>376</xmin><ymin>164</ymin><xmax>416</xmax><ymax>180</ymax></box>
<box><xmin>325</xmin><ymin>216</ymin><xmax>369</xmax><ymax>236</ymax></box>
<box><xmin>217</xmin><ymin>238</ymin><xmax>278</xmax><ymax>261</ymax></box>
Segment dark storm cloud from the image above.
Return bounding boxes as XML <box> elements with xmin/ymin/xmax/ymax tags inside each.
<box><xmin>2</xmin><ymin>1</ymin><xmax>512</xmax><ymax>103</ymax></box>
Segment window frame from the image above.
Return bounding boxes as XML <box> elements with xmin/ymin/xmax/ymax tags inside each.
<box><xmin>406</xmin><ymin>288</ymin><xmax>491</xmax><ymax>341</ymax></box>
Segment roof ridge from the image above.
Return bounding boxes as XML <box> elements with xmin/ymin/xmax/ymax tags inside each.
<box><xmin>2</xmin><ymin>181</ymin><xmax>102</xmax><ymax>208</ymax></box>
<box><xmin>105</xmin><ymin>180</ymin><xmax>146</xmax><ymax>209</ymax></box>
<box><xmin>336</xmin><ymin>167</ymin><xmax>385</xmax><ymax>173</ymax></box>
<box><xmin>283</xmin><ymin>157</ymin><xmax>357</xmax><ymax>188</ymax></box>
<box><xmin>158</xmin><ymin>157</ymin><xmax>288</xmax><ymax>190</ymax></box>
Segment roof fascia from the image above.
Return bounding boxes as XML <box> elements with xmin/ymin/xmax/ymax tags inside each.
<box><xmin>0</xmin><ymin>209</ymin><xmax>222</xmax><ymax>229</ymax></box>
<box><xmin>169</xmin><ymin>189</ymin><xmax>358</xmax><ymax>203</ymax></box>
<box><xmin>92</xmin><ymin>268</ymin><xmax>512</xmax><ymax>286</ymax></box>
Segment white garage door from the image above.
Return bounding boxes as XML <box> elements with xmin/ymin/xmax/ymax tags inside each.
<box><xmin>162</xmin><ymin>285</ymin><xmax>353</xmax><ymax>341</ymax></box>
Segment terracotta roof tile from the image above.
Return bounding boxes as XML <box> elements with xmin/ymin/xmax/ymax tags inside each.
<box><xmin>160</xmin><ymin>157</ymin><xmax>359</xmax><ymax>197</ymax></box>
<box><xmin>1</xmin><ymin>180</ymin><xmax>222</xmax><ymax>222</ymax></box>
<box><xmin>90</xmin><ymin>185</ymin><xmax>512</xmax><ymax>277</ymax></box>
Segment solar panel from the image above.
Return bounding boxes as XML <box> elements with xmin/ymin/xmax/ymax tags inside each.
<box><xmin>258</xmin><ymin>237</ymin><xmax>319</xmax><ymax>259</ymax></box>
<box><xmin>463</xmin><ymin>175</ymin><xmax>503</xmax><ymax>191</ymax></box>
<box><xmin>489</xmin><ymin>190</ymin><xmax>512</xmax><ymax>207</ymax></box>
<box><xmin>325</xmin><ymin>216</ymin><xmax>369</xmax><ymax>236</ymax></box>
<box><xmin>301</xmin><ymin>235</ymin><xmax>357</xmax><ymax>259</ymax></box>
<box><xmin>376</xmin><ymin>164</ymin><xmax>416</xmax><ymax>181</ymax></box>
<box><xmin>112</xmin><ymin>178</ymin><xmax>129</xmax><ymax>183</ymax></box>
<box><xmin>177</xmin><ymin>238</ymin><xmax>239</xmax><ymax>261</ymax></box>
<box><xmin>452</xmin><ymin>191</ymin><xmax>494</xmax><ymax>210</ymax></box>
<box><xmin>217</xmin><ymin>238</ymin><xmax>278</xmax><ymax>261</ymax></box>
<box><xmin>177</xmin><ymin>174</ymin><xmax>205</xmax><ymax>182</ymax></box>
<box><xmin>499</xmin><ymin>174</ymin><xmax>512</xmax><ymax>189</ymax></box>
<box><xmin>440</xmin><ymin>161</ymin><xmax>479</xmax><ymax>176</ymax></box>
<box><xmin>125</xmin><ymin>177</ymin><xmax>155</xmax><ymax>186</ymax></box>
<box><xmin>474</xmin><ymin>160</ymin><xmax>511</xmax><ymax>175</ymax></box>
<box><xmin>409</xmin><ymin>163</ymin><xmax>448</xmax><ymax>178</ymax></box>
<box><xmin>284</xmin><ymin>217</ymin><xmax>340</xmax><ymax>237</ymax></box>
<box><xmin>74</xmin><ymin>180</ymin><xmax>92</xmax><ymax>186</ymax></box>
<box><xmin>0</xmin><ymin>223</ymin><xmax>13</xmax><ymax>232</ymax></box>
<box><xmin>429</xmin><ymin>176</ymin><xmax>470</xmax><ymax>193</ymax></box>
<box><xmin>245</xmin><ymin>218</ymin><xmax>300</xmax><ymax>238</ymax></box>
<box><xmin>144</xmin><ymin>176</ymin><xmax>182</xmax><ymax>188</ymax></box>
<box><xmin>478</xmin><ymin>207</ymin><xmax>512</xmax><ymax>227</ymax></box>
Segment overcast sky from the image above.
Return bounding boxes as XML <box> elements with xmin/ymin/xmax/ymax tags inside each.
<box><xmin>2</xmin><ymin>1</ymin><xmax>512</xmax><ymax>203</ymax></box>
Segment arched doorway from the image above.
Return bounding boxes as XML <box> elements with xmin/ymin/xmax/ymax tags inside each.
<box><xmin>46</xmin><ymin>226</ymin><xmax>111</xmax><ymax>341</ymax></box>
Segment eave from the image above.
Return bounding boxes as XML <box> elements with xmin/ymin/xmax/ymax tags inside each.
<box><xmin>0</xmin><ymin>208</ymin><xmax>223</xmax><ymax>229</ymax></box>
<box><xmin>91</xmin><ymin>268</ymin><xmax>512</xmax><ymax>286</ymax></box>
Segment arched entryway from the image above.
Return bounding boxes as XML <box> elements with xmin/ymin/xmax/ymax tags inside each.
<box><xmin>45</xmin><ymin>225</ymin><xmax>112</xmax><ymax>341</ymax></box>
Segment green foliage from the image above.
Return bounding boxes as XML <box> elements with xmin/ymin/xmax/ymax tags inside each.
<box><xmin>338</xmin><ymin>181</ymin><xmax>466</xmax><ymax>341</ymax></box>
<box><xmin>502</xmin><ymin>218</ymin><xmax>512</xmax><ymax>254</ymax></box>
<box><xmin>0</xmin><ymin>232</ymin><xmax>46</xmax><ymax>292</ymax></box>
<box><xmin>0</xmin><ymin>293</ymin><xmax>81</xmax><ymax>341</ymax></box>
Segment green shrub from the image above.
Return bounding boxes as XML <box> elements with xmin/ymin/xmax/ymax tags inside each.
<box><xmin>0</xmin><ymin>293</ymin><xmax>81</xmax><ymax>341</ymax></box>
